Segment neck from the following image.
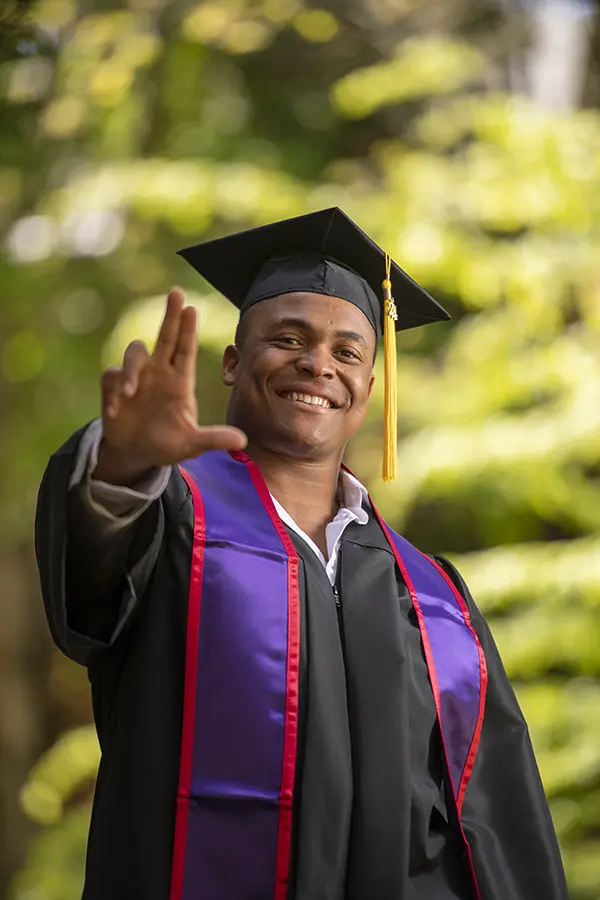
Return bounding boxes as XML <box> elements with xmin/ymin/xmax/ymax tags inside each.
<box><xmin>245</xmin><ymin>443</ymin><xmax>343</xmax><ymax>554</ymax></box>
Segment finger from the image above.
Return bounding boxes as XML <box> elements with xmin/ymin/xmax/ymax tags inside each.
<box><xmin>172</xmin><ymin>305</ymin><xmax>198</xmax><ymax>376</ymax></box>
<box><xmin>101</xmin><ymin>367</ymin><xmax>124</xmax><ymax>418</ymax></box>
<box><xmin>190</xmin><ymin>425</ymin><xmax>248</xmax><ymax>454</ymax></box>
<box><xmin>122</xmin><ymin>341</ymin><xmax>149</xmax><ymax>397</ymax></box>
<box><xmin>152</xmin><ymin>288</ymin><xmax>185</xmax><ymax>365</ymax></box>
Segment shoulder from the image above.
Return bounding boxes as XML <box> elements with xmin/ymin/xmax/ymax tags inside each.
<box><xmin>430</xmin><ymin>553</ymin><xmax>488</xmax><ymax>637</ymax></box>
<box><xmin>431</xmin><ymin>554</ymin><xmax>472</xmax><ymax>601</ymax></box>
<box><xmin>431</xmin><ymin>553</ymin><xmax>514</xmax><ymax>681</ymax></box>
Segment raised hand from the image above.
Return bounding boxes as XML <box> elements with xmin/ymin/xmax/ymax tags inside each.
<box><xmin>94</xmin><ymin>288</ymin><xmax>247</xmax><ymax>485</ymax></box>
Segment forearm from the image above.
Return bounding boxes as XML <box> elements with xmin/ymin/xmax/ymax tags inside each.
<box><xmin>64</xmin><ymin>420</ymin><xmax>171</xmax><ymax>642</ymax></box>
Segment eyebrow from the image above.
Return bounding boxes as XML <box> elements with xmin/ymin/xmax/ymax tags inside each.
<box><xmin>272</xmin><ymin>316</ymin><xmax>369</xmax><ymax>348</ymax></box>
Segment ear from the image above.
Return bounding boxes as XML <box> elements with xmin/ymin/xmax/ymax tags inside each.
<box><xmin>222</xmin><ymin>344</ymin><xmax>240</xmax><ymax>386</ymax></box>
<box><xmin>367</xmin><ymin>371</ymin><xmax>375</xmax><ymax>397</ymax></box>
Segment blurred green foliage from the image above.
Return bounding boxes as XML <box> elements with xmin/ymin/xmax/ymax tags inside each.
<box><xmin>2</xmin><ymin>0</ymin><xmax>600</xmax><ymax>897</ymax></box>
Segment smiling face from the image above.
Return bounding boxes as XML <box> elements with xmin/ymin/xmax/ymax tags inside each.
<box><xmin>222</xmin><ymin>291</ymin><xmax>376</xmax><ymax>461</ymax></box>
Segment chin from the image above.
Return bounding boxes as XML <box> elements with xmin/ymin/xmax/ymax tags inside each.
<box><xmin>238</xmin><ymin>401</ymin><xmax>343</xmax><ymax>457</ymax></box>
<box><xmin>277</xmin><ymin>431</ymin><xmax>337</xmax><ymax>459</ymax></box>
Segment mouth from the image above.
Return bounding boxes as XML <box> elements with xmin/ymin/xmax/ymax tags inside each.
<box><xmin>277</xmin><ymin>390</ymin><xmax>339</xmax><ymax>410</ymax></box>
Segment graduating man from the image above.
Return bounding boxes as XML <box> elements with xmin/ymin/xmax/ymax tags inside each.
<box><xmin>36</xmin><ymin>208</ymin><xmax>568</xmax><ymax>900</ymax></box>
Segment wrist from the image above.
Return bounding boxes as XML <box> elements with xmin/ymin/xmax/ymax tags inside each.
<box><xmin>92</xmin><ymin>438</ymin><xmax>158</xmax><ymax>488</ymax></box>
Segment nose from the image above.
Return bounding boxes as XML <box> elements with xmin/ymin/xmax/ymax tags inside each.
<box><xmin>295</xmin><ymin>344</ymin><xmax>335</xmax><ymax>379</ymax></box>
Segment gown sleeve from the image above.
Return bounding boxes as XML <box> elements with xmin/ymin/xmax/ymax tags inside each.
<box><xmin>434</xmin><ymin>556</ymin><xmax>569</xmax><ymax>900</ymax></box>
<box><xmin>35</xmin><ymin>425</ymin><xmax>180</xmax><ymax>666</ymax></box>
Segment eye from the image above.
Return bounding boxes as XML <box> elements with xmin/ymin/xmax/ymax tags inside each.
<box><xmin>336</xmin><ymin>347</ymin><xmax>362</xmax><ymax>361</ymax></box>
<box><xmin>274</xmin><ymin>335</ymin><xmax>302</xmax><ymax>346</ymax></box>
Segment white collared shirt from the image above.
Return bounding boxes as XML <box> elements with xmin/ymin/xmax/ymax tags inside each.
<box><xmin>272</xmin><ymin>472</ymin><xmax>369</xmax><ymax>584</ymax></box>
<box><xmin>72</xmin><ymin>420</ymin><xmax>370</xmax><ymax>584</ymax></box>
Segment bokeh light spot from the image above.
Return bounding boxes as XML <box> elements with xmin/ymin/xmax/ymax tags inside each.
<box><xmin>293</xmin><ymin>9</ymin><xmax>340</xmax><ymax>43</ymax></box>
<box><xmin>7</xmin><ymin>216</ymin><xmax>56</xmax><ymax>262</ymax></box>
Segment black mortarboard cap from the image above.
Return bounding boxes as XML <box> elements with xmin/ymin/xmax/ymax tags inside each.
<box><xmin>177</xmin><ymin>207</ymin><xmax>450</xmax><ymax>338</ymax></box>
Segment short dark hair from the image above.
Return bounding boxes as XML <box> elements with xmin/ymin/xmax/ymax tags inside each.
<box><xmin>234</xmin><ymin>314</ymin><xmax>248</xmax><ymax>349</ymax></box>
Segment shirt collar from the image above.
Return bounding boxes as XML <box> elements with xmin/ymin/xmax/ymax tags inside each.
<box><xmin>270</xmin><ymin>468</ymin><xmax>370</xmax><ymax>528</ymax></box>
<box><xmin>337</xmin><ymin>469</ymin><xmax>369</xmax><ymax>525</ymax></box>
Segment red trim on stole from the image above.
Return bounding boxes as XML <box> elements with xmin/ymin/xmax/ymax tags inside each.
<box><xmin>231</xmin><ymin>451</ymin><xmax>301</xmax><ymax>900</ymax></box>
<box><xmin>426</xmin><ymin>555</ymin><xmax>488</xmax><ymax>812</ymax></box>
<box><xmin>169</xmin><ymin>467</ymin><xmax>206</xmax><ymax>900</ymax></box>
<box><xmin>369</xmin><ymin>502</ymin><xmax>483</xmax><ymax>900</ymax></box>
<box><xmin>370</xmin><ymin>510</ymin><xmax>447</xmax><ymax>769</ymax></box>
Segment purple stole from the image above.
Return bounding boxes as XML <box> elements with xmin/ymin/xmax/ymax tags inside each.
<box><xmin>169</xmin><ymin>450</ymin><xmax>487</xmax><ymax>900</ymax></box>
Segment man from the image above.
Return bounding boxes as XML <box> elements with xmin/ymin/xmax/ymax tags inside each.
<box><xmin>36</xmin><ymin>208</ymin><xmax>568</xmax><ymax>900</ymax></box>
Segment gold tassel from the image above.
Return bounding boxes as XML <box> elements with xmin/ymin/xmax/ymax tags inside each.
<box><xmin>382</xmin><ymin>252</ymin><xmax>397</xmax><ymax>482</ymax></box>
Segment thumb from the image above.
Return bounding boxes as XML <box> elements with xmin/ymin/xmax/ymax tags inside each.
<box><xmin>189</xmin><ymin>425</ymin><xmax>248</xmax><ymax>454</ymax></box>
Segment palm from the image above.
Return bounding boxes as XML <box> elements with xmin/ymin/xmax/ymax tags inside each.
<box><xmin>104</xmin><ymin>362</ymin><xmax>198</xmax><ymax>463</ymax></box>
<box><xmin>101</xmin><ymin>289</ymin><xmax>245</xmax><ymax>468</ymax></box>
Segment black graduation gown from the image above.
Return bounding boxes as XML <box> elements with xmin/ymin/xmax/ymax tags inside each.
<box><xmin>35</xmin><ymin>428</ymin><xmax>568</xmax><ymax>900</ymax></box>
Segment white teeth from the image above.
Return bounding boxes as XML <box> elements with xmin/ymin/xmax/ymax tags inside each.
<box><xmin>282</xmin><ymin>391</ymin><xmax>332</xmax><ymax>408</ymax></box>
